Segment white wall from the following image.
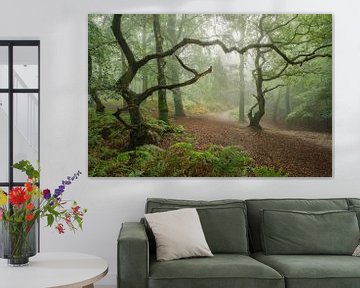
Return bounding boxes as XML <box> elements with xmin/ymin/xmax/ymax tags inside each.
<box><xmin>1</xmin><ymin>0</ymin><xmax>360</xmax><ymax>285</ymax></box>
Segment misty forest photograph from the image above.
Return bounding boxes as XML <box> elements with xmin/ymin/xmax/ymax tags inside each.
<box><xmin>88</xmin><ymin>14</ymin><xmax>332</xmax><ymax>177</ymax></box>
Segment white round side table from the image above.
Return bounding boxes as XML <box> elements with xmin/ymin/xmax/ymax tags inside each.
<box><xmin>0</xmin><ymin>252</ymin><xmax>108</xmax><ymax>288</ymax></box>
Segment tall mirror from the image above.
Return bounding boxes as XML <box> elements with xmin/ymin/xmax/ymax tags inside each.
<box><xmin>0</xmin><ymin>41</ymin><xmax>40</xmax><ymax>188</ymax></box>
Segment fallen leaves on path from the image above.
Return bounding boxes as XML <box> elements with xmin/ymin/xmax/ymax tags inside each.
<box><xmin>174</xmin><ymin>113</ymin><xmax>332</xmax><ymax>177</ymax></box>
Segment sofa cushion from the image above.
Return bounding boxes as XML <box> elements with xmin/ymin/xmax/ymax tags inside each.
<box><xmin>149</xmin><ymin>254</ymin><xmax>284</xmax><ymax>288</ymax></box>
<box><xmin>146</xmin><ymin>198</ymin><xmax>249</xmax><ymax>254</ymax></box>
<box><xmin>261</xmin><ymin>209</ymin><xmax>359</xmax><ymax>255</ymax></box>
<box><xmin>252</xmin><ymin>252</ymin><xmax>360</xmax><ymax>288</ymax></box>
<box><xmin>145</xmin><ymin>208</ymin><xmax>213</xmax><ymax>261</ymax></box>
<box><xmin>349</xmin><ymin>205</ymin><xmax>360</xmax><ymax>227</ymax></box>
<box><xmin>347</xmin><ymin>198</ymin><xmax>360</xmax><ymax>207</ymax></box>
<box><xmin>246</xmin><ymin>198</ymin><xmax>349</xmax><ymax>252</ymax></box>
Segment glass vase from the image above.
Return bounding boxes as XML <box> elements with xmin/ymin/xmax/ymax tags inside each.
<box><xmin>0</xmin><ymin>220</ymin><xmax>37</xmax><ymax>266</ymax></box>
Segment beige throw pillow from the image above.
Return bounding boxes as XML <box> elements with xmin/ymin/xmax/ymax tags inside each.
<box><xmin>353</xmin><ymin>244</ymin><xmax>360</xmax><ymax>256</ymax></box>
<box><xmin>145</xmin><ymin>208</ymin><xmax>213</xmax><ymax>261</ymax></box>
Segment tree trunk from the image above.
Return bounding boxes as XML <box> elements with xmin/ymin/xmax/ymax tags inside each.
<box><xmin>128</xmin><ymin>103</ymin><xmax>147</xmax><ymax>149</ymax></box>
<box><xmin>285</xmin><ymin>85</ymin><xmax>291</xmax><ymax>128</ymax></box>
<box><xmin>238</xmin><ymin>53</ymin><xmax>245</xmax><ymax>122</ymax></box>
<box><xmin>167</xmin><ymin>14</ymin><xmax>185</xmax><ymax>117</ymax></box>
<box><xmin>153</xmin><ymin>15</ymin><xmax>169</xmax><ymax>123</ymax></box>
<box><xmin>142</xmin><ymin>22</ymin><xmax>149</xmax><ymax>102</ymax></box>
<box><xmin>173</xmin><ymin>86</ymin><xmax>185</xmax><ymax>116</ymax></box>
<box><xmin>88</xmin><ymin>53</ymin><xmax>105</xmax><ymax>113</ymax></box>
<box><xmin>249</xmin><ymin>97</ymin><xmax>265</xmax><ymax>129</ymax></box>
<box><xmin>272</xmin><ymin>89</ymin><xmax>281</xmax><ymax>123</ymax></box>
<box><xmin>285</xmin><ymin>85</ymin><xmax>291</xmax><ymax>115</ymax></box>
<box><xmin>238</xmin><ymin>20</ymin><xmax>246</xmax><ymax>123</ymax></box>
<box><xmin>91</xmin><ymin>90</ymin><xmax>105</xmax><ymax>113</ymax></box>
<box><xmin>142</xmin><ymin>74</ymin><xmax>148</xmax><ymax>96</ymax></box>
<box><xmin>248</xmin><ymin>48</ymin><xmax>264</xmax><ymax>129</ymax></box>
<box><xmin>120</xmin><ymin>50</ymin><xmax>128</xmax><ymax>108</ymax></box>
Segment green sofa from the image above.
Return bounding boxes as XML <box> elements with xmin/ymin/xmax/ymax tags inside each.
<box><xmin>118</xmin><ymin>198</ymin><xmax>360</xmax><ymax>288</ymax></box>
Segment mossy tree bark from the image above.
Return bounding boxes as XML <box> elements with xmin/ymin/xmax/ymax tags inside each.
<box><xmin>153</xmin><ymin>15</ymin><xmax>169</xmax><ymax>123</ymax></box>
<box><xmin>167</xmin><ymin>14</ymin><xmax>185</xmax><ymax>117</ymax></box>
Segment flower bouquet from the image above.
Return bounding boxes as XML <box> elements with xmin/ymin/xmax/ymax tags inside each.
<box><xmin>0</xmin><ymin>160</ymin><xmax>87</xmax><ymax>266</ymax></box>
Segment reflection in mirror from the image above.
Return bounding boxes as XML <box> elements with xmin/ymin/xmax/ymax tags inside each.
<box><xmin>0</xmin><ymin>94</ymin><xmax>9</xmax><ymax>182</ymax></box>
<box><xmin>13</xmin><ymin>93</ymin><xmax>39</xmax><ymax>182</ymax></box>
<box><xmin>13</xmin><ymin>46</ymin><xmax>38</xmax><ymax>89</ymax></box>
<box><xmin>0</xmin><ymin>47</ymin><xmax>8</xmax><ymax>89</ymax></box>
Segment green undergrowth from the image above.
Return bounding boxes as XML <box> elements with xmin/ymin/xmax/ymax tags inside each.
<box><xmin>88</xmin><ymin>108</ymin><xmax>287</xmax><ymax>177</ymax></box>
<box><xmin>90</xmin><ymin>141</ymin><xmax>287</xmax><ymax>177</ymax></box>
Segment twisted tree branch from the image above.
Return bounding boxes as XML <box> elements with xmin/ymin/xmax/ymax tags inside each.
<box><xmin>112</xmin><ymin>107</ymin><xmax>135</xmax><ymax>130</ymax></box>
<box><xmin>264</xmin><ymin>84</ymin><xmax>286</xmax><ymax>94</ymax></box>
<box><xmin>112</xmin><ymin>15</ymin><xmax>136</xmax><ymax>66</ymax></box>
<box><xmin>263</xmin><ymin>63</ymin><xmax>289</xmax><ymax>81</ymax></box>
<box><xmin>139</xmin><ymin>57</ymin><xmax>212</xmax><ymax>102</ymax></box>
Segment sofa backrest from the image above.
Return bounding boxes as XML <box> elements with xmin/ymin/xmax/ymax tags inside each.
<box><xmin>145</xmin><ymin>198</ymin><xmax>249</xmax><ymax>255</ymax></box>
<box><xmin>348</xmin><ymin>198</ymin><xmax>360</xmax><ymax>207</ymax></box>
<box><xmin>245</xmin><ymin>198</ymin><xmax>349</xmax><ymax>252</ymax></box>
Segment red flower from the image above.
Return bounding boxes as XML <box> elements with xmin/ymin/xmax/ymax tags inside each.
<box><xmin>56</xmin><ymin>223</ymin><xmax>65</xmax><ymax>234</ymax></box>
<box><xmin>24</xmin><ymin>193</ymin><xmax>31</xmax><ymax>201</ymax></box>
<box><xmin>25</xmin><ymin>182</ymin><xmax>33</xmax><ymax>192</ymax></box>
<box><xmin>26</xmin><ymin>203</ymin><xmax>34</xmax><ymax>210</ymax></box>
<box><xmin>26</xmin><ymin>214</ymin><xmax>33</xmax><ymax>221</ymax></box>
<box><xmin>72</xmin><ymin>205</ymin><xmax>80</xmax><ymax>215</ymax></box>
<box><xmin>65</xmin><ymin>214</ymin><xmax>71</xmax><ymax>225</ymax></box>
<box><xmin>9</xmin><ymin>187</ymin><xmax>26</xmax><ymax>205</ymax></box>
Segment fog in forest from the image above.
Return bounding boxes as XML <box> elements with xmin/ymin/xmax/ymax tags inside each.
<box><xmin>88</xmin><ymin>14</ymin><xmax>332</xmax><ymax>177</ymax></box>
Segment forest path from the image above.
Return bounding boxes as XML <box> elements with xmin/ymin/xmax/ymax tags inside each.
<box><xmin>174</xmin><ymin>111</ymin><xmax>332</xmax><ymax>177</ymax></box>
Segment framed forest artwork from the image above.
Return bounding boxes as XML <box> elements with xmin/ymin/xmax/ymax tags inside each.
<box><xmin>88</xmin><ymin>14</ymin><xmax>332</xmax><ymax>177</ymax></box>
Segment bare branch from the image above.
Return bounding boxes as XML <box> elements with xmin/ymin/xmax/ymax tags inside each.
<box><xmin>265</xmin><ymin>14</ymin><xmax>299</xmax><ymax>35</ymax></box>
<box><xmin>139</xmin><ymin>63</ymin><xmax>212</xmax><ymax>102</ymax></box>
<box><xmin>292</xmin><ymin>44</ymin><xmax>332</xmax><ymax>61</ymax></box>
<box><xmin>175</xmin><ymin>55</ymin><xmax>198</xmax><ymax>74</ymax></box>
<box><xmin>263</xmin><ymin>63</ymin><xmax>289</xmax><ymax>81</ymax></box>
<box><xmin>270</xmin><ymin>21</ymin><xmax>314</xmax><ymax>46</ymax></box>
<box><xmin>138</xmin><ymin>37</ymin><xmax>331</xmax><ymax>70</ymax></box>
<box><xmin>264</xmin><ymin>84</ymin><xmax>286</xmax><ymax>94</ymax></box>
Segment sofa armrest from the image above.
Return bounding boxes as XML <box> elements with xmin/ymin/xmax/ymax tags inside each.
<box><xmin>118</xmin><ymin>222</ymin><xmax>149</xmax><ymax>288</ymax></box>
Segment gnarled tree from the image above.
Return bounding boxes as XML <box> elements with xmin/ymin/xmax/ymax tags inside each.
<box><xmin>247</xmin><ymin>14</ymin><xmax>332</xmax><ymax>129</ymax></box>
<box><xmin>111</xmin><ymin>14</ymin><xmax>331</xmax><ymax>148</ymax></box>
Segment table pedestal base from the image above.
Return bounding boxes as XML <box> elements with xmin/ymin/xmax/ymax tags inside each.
<box><xmin>83</xmin><ymin>285</ymin><xmax>94</xmax><ymax>288</ymax></box>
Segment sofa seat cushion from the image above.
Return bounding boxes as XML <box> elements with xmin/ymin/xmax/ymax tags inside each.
<box><xmin>149</xmin><ymin>254</ymin><xmax>284</xmax><ymax>288</ymax></box>
<box><xmin>252</xmin><ymin>252</ymin><xmax>360</xmax><ymax>288</ymax></box>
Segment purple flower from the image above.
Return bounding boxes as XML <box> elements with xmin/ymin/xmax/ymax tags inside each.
<box><xmin>54</xmin><ymin>171</ymin><xmax>81</xmax><ymax>199</ymax></box>
<box><xmin>43</xmin><ymin>189</ymin><xmax>51</xmax><ymax>200</ymax></box>
<box><xmin>54</xmin><ymin>189</ymin><xmax>63</xmax><ymax>198</ymax></box>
